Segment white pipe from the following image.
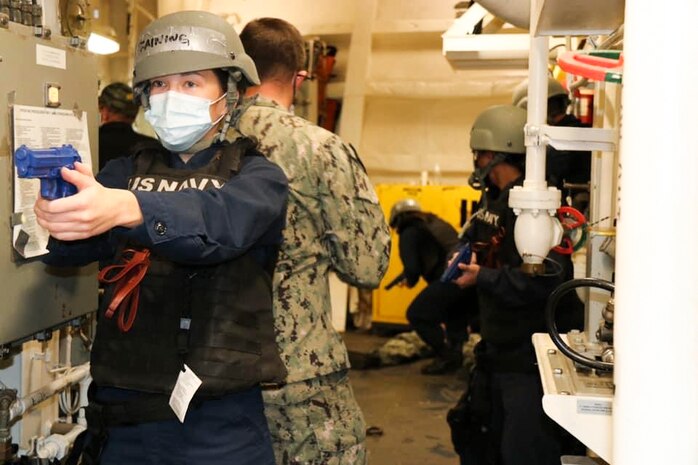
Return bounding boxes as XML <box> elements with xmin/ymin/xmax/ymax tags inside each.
<box><xmin>64</xmin><ymin>331</ymin><xmax>72</xmax><ymax>368</ymax></box>
<box><xmin>35</xmin><ymin>424</ymin><xmax>86</xmax><ymax>460</ymax></box>
<box><xmin>614</xmin><ymin>1</ymin><xmax>698</xmax><ymax>464</ymax></box>
<box><xmin>507</xmin><ymin>0</ymin><xmax>561</xmax><ymax>272</ymax></box>
<box><xmin>62</xmin><ymin>331</ymin><xmax>74</xmax><ymax>423</ymax></box>
<box><xmin>40</xmin><ymin>0</ymin><xmax>62</xmax><ymax>38</ymax></box>
<box><xmin>9</xmin><ymin>363</ymin><xmax>90</xmax><ymax>423</ymax></box>
<box><xmin>524</xmin><ymin>33</ymin><xmax>549</xmax><ymax>189</ymax></box>
<box><xmin>76</xmin><ymin>373</ymin><xmax>92</xmax><ymax>427</ymax></box>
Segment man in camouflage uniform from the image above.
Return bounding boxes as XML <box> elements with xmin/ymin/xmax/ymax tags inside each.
<box><xmin>237</xmin><ymin>18</ymin><xmax>391</xmax><ymax>465</ymax></box>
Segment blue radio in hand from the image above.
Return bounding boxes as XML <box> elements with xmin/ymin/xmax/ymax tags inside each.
<box><xmin>440</xmin><ymin>242</ymin><xmax>472</xmax><ymax>283</ymax></box>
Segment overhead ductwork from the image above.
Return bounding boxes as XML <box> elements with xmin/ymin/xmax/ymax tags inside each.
<box><xmin>442</xmin><ymin>2</ymin><xmax>531</xmax><ymax>69</ymax></box>
<box><xmin>474</xmin><ymin>0</ymin><xmax>530</xmax><ymax>30</ymax></box>
<box><xmin>444</xmin><ymin>0</ymin><xmax>624</xmax><ymax>70</ymax></box>
<box><xmin>474</xmin><ymin>0</ymin><xmax>625</xmax><ymax>36</ymax></box>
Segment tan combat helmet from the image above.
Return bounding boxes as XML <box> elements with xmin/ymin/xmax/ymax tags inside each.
<box><xmin>470</xmin><ymin>104</ymin><xmax>527</xmax><ymax>155</ymax></box>
<box><xmin>133</xmin><ymin>10</ymin><xmax>258</xmax><ymax>90</ymax></box>
<box><xmin>512</xmin><ymin>77</ymin><xmax>568</xmax><ymax>109</ymax></box>
<box><xmin>132</xmin><ymin>10</ymin><xmax>259</xmax><ymax>139</ymax></box>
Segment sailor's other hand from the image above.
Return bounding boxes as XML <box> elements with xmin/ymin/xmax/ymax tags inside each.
<box><xmin>454</xmin><ymin>253</ymin><xmax>479</xmax><ymax>289</ymax></box>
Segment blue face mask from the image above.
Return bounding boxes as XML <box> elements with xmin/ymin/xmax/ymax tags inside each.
<box><xmin>144</xmin><ymin>91</ymin><xmax>226</xmax><ymax>153</ymax></box>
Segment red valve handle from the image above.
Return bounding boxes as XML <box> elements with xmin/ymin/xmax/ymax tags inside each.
<box><xmin>558</xmin><ymin>50</ymin><xmax>623</xmax><ymax>83</ymax></box>
<box><xmin>553</xmin><ymin>207</ymin><xmax>587</xmax><ymax>255</ymax></box>
<box><xmin>557</xmin><ymin>206</ymin><xmax>586</xmax><ymax>230</ymax></box>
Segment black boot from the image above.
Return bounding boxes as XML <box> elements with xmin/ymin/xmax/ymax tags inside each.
<box><xmin>421</xmin><ymin>347</ymin><xmax>463</xmax><ymax>375</ymax></box>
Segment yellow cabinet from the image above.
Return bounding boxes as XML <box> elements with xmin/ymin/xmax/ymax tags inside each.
<box><xmin>372</xmin><ymin>184</ymin><xmax>481</xmax><ymax>326</ymax></box>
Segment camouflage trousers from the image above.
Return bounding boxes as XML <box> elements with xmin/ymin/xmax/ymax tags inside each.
<box><xmin>262</xmin><ymin>370</ymin><xmax>367</xmax><ymax>465</ymax></box>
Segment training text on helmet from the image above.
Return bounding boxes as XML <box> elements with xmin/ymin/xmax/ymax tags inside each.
<box><xmin>137</xmin><ymin>27</ymin><xmax>228</xmax><ymax>61</ymax></box>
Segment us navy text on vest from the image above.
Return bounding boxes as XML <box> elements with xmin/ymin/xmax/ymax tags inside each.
<box><xmin>129</xmin><ymin>176</ymin><xmax>224</xmax><ymax>191</ymax></box>
<box><xmin>480</xmin><ymin>211</ymin><xmax>500</xmax><ymax>228</ymax></box>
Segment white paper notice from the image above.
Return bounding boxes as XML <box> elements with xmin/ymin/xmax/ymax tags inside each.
<box><xmin>12</xmin><ymin>105</ymin><xmax>92</xmax><ymax>258</ymax></box>
<box><xmin>36</xmin><ymin>44</ymin><xmax>67</xmax><ymax>69</ymax></box>
<box><xmin>169</xmin><ymin>364</ymin><xmax>203</xmax><ymax>423</ymax></box>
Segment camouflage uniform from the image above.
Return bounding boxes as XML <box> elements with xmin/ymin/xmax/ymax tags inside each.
<box><xmin>237</xmin><ymin>97</ymin><xmax>391</xmax><ymax>465</ymax></box>
<box><xmin>374</xmin><ymin>331</ymin><xmax>433</xmax><ymax>366</ymax></box>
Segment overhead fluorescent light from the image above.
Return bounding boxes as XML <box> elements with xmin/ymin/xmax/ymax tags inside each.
<box><xmin>87</xmin><ymin>26</ymin><xmax>120</xmax><ymax>55</ymax></box>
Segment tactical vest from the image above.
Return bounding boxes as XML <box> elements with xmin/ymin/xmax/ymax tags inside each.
<box><xmin>468</xmin><ymin>187</ymin><xmax>519</xmax><ymax>270</ymax></box>
<box><xmin>423</xmin><ymin>214</ymin><xmax>459</xmax><ymax>254</ymax></box>
<box><xmin>418</xmin><ymin>214</ymin><xmax>459</xmax><ymax>281</ymax></box>
<box><xmin>91</xmin><ymin>138</ymin><xmax>287</xmax><ymax>397</ymax></box>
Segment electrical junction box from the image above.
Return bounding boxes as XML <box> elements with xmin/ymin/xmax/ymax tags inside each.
<box><xmin>0</xmin><ymin>21</ymin><xmax>99</xmax><ymax>346</ymax></box>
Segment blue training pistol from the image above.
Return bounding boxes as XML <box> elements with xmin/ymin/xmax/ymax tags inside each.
<box><xmin>14</xmin><ymin>144</ymin><xmax>82</xmax><ymax>200</ymax></box>
<box><xmin>440</xmin><ymin>242</ymin><xmax>472</xmax><ymax>283</ymax></box>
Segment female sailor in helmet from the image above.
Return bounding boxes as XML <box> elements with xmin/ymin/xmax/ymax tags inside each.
<box><xmin>35</xmin><ymin>10</ymin><xmax>287</xmax><ymax>465</ymax></box>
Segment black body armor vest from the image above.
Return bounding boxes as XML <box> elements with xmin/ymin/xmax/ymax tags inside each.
<box><xmin>423</xmin><ymin>215</ymin><xmax>460</xmax><ymax>254</ymax></box>
<box><xmin>421</xmin><ymin>214</ymin><xmax>459</xmax><ymax>281</ymax></box>
<box><xmin>91</xmin><ymin>138</ymin><xmax>287</xmax><ymax>396</ymax></box>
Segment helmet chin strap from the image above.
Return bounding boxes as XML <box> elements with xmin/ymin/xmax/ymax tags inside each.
<box><xmin>135</xmin><ymin>83</ymin><xmax>150</xmax><ymax>110</ymax></box>
<box><xmin>468</xmin><ymin>152</ymin><xmax>507</xmax><ymax>191</ymax></box>
<box><xmin>217</xmin><ymin>70</ymin><xmax>248</xmax><ymax>143</ymax></box>
<box><xmin>467</xmin><ymin>152</ymin><xmax>507</xmax><ymax>210</ymax></box>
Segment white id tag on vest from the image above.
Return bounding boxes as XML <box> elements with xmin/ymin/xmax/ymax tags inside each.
<box><xmin>169</xmin><ymin>364</ymin><xmax>202</xmax><ymax>423</ymax></box>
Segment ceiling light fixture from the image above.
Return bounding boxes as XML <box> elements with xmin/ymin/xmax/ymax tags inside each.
<box><xmin>87</xmin><ymin>25</ymin><xmax>120</xmax><ymax>55</ymax></box>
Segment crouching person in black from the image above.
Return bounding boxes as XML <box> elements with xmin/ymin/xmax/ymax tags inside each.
<box><xmin>445</xmin><ymin>105</ymin><xmax>584</xmax><ymax>465</ymax></box>
<box><xmin>388</xmin><ymin>199</ymin><xmax>476</xmax><ymax>375</ymax></box>
<box><xmin>36</xmin><ymin>11</ymin><xmax>288</xmax><ymax>465</ymax></box>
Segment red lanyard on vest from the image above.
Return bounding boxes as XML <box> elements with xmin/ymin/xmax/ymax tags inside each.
<box><xmin>98</xmin><ymin>248</ymin><xmax>151</xmax><ymax>332</ymax></box>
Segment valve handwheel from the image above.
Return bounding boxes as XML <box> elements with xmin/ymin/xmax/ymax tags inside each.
<box><xmin>553</xmin><ymin>206</ymin><xmax>587</xmax><ymax>254</ymax></box>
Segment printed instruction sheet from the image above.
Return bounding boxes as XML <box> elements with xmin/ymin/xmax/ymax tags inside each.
<box><xmin>12</xmin><ymin>105</ymin><xmax>92</xmax><ymax>258</ymax></box>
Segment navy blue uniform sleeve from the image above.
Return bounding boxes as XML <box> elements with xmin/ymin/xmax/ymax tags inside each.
<box><xmin>476</xmin><ymin>251</ymin><xmax>571</xmax><ymax>308</ymax></box>
<box><xmin>120</xmin><ymin>155</ymin><xmax>288</xmax><ymax>264</ymax></box>
<box><xmin>44</xmin><ymin>156</ymin><xmax>287</xmax><ymax>267</ymax></box>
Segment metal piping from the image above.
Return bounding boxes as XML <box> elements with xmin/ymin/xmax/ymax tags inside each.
<box><xmin>507</xmin><ymin>0</ymin><xmax>562</xmax><ymax>274</ymax></box>
<box><xmin>35</xmin><ymin>424</ymin><xmax>87</xmax><ymax>460</ymax></box>
<box><xmin>0</xmin><ymin>389</ymin><xmax>17</xmax><ymax>461</ymax></box>
<box><xmin>524</xmin><ymin>34</ymin><xmax>549</xmax><ymax>187</ymax></box>
<box><xmin>8</xmin><ymin>363</ymin><xmax>90</xmax><ymax>423</ymax></box>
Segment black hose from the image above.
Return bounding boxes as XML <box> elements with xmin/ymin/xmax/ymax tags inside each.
<box><xmin>545</xmin><ymin>278</ymin><xmax>615</xmax><ymax>371</ymax></box>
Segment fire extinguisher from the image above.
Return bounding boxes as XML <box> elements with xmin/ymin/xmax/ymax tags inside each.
<box><xmin>576</xmin><ymin>88</ymin><xmax>594</xmax><ymax>126</ymax></box>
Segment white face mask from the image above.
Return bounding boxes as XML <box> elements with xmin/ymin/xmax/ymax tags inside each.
<box><xmin>144</xmin><ymin>91</ymin><xmax>226</xmax><ymax>153</ymax></box>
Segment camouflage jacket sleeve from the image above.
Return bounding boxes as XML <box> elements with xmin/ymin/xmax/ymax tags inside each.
<box><xmin>317</xmin><ymin>139</ymin><xmax>391</xmax><ymax>287</ymax></box>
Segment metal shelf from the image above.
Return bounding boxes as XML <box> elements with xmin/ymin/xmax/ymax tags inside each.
<box><xmin>542</xmin><ymin>125</ymin><xmax>618</xmax><ymax>152</ymax></box>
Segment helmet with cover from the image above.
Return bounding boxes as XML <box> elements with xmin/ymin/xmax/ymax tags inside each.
<box><xmin>133</xmin><ymin>10</ymin><xmax>260</xmax><ymax>147</ymax></box>
<box><xmin>389</xmin><ymin>199</ymin><xmax>421</xmax><ymax>228</ymax></box>
<box><xmin>470</xmin><ymin>104</ymin><xmax>527</xmax><ymax>155</ymax></box>
<box><xmin>512</xmin><ymin>77</ymin><xmax>568</xmax><ymax>109</ymax></box>
<box><xmin>133</xmin><ymin>10</ymin><xmax>258</xmax><ymax>93</ymax></box>
<box><xmin>468</xmin><ymin>104</ymin><xmax>526</xmax><ymax>192</ymax></box>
